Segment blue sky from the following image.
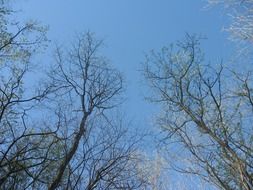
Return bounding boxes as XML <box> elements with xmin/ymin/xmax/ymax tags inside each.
<box><xmin>14</xmin><ymin>0</ymin><xmax>233</xmax><ymax>130</ymax></box>
<box><xmin>11</xmin><ymin>0</ymin><xmax>237</xmax><ymax>187</ymax></box>
<box><xmin>14</xmin><ymin>1</ymin><xmax>234</xmax><ymax>188</ymax></box>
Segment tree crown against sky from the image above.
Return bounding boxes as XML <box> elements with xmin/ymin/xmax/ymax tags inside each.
<box><xmin>143</xmin><ymin>34</ymin><xmax>253</xmax><ymax>190</ymax></box>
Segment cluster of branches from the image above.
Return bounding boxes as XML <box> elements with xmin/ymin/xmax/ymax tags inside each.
<box><xmin>143</xmin><ymin>34</ymin><xmax>253</xmax><ymax>190</ymax></box>
<box><xmin>0</xmin><ymin>4</ymin><xmax>153</xmax><ymax>190</ymax></box>
<box><xmin>207</xmin><ymin>0</ymin><xmax>253</xmax><ymax>44</ymax></box>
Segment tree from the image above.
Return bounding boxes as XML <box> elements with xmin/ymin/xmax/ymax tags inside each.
<box><xmin>47</xmin><ymin>31</ymin><xmax>123</xmax><ymax>189</ymax></box>
<box><xmin>143</xmin><ymin>34</ymin><xmax>253</xmax><ymax>190</ymax></box>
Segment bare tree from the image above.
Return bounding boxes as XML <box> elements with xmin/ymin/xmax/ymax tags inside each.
<box><xmin>46</xmin><ymin>32</ymin><xmax>124</xmax><ymax>189</ymax></box>
<box><xmin>143</xmin><ymin>34</ymin><xmax>253</xmax><ymax>190</ymax></box>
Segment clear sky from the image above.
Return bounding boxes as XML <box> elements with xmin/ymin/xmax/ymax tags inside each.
<box><xmin>14</xmin><ymin>1</ymin><xmax>234</xmax><ymax>189</ymax></box>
